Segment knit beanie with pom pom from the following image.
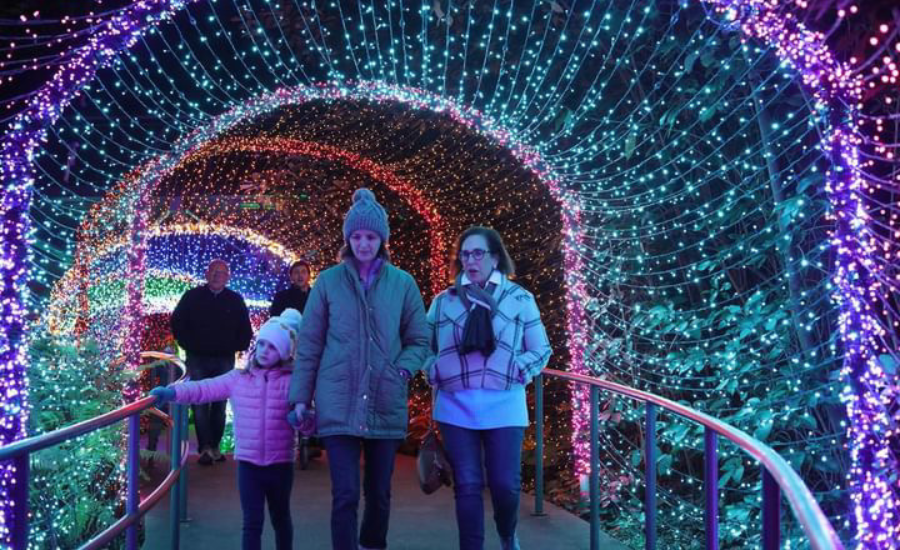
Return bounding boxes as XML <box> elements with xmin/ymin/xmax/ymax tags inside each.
<box><xmin>342</xmin><ymin>188</ymin><xmax>390</xmax><ymax>243</ymax></box>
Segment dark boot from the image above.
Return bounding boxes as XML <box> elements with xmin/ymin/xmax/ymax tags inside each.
<box><xmin>197</xmin><ymin>449</ymin><xmax>213</xmax><ymax>466</ymax></box>
<box><xmin>501</xmin><ymin>534</ymin><xmax>520</xmax><ymax>550</ymax></box>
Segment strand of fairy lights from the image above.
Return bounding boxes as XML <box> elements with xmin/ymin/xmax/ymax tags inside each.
<box><xmin>0</xmin><ymin>0</ymin><xmax>896</xmax><ymax>546</ymax></box>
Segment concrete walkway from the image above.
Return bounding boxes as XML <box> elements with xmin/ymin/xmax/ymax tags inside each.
<box><xmin>142</xmin><ymin>451</ymin><xmax>628</xmax><ymax>550</ymax></box>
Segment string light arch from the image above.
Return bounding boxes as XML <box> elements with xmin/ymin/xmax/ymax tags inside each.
<box><xmin>0</xmin><ymin>0</ymin><xmax>896</xmax><ymax>547</ymax></box>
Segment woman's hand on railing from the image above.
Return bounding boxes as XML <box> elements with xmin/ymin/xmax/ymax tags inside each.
<box><xmin>149</xmin><ymin>386</ymin><xmax>176</xmax><ymax>406</ymax></box>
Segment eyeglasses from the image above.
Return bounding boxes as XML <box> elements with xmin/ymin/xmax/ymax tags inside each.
<box><xmin>459</xmin><ymin>249</ymin><xmax>491</xmax><ymax>262</ymax></box>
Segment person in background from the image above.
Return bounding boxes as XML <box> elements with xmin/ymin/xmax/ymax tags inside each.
<box><xmin>270</xmin><ymin>258</ymin><xmax>320</xmax><ymax>463</ymax></box>
<box><xmin>424</xmin><ymin>226</ymin><xmax>552</xmax><ymax>550</ymax></box>
<box><xmin>289</xmin><ymin>188</ymin><xmax>430</xmax><ymax>550</ymax></box>
<box><xmin>270</xmin><ymin>260</ymin><xmax>312</xmax><ymax>316</ymax></box>
<box><xmin>170</xmin><ymin>259</ymin><xmax>253</xmax><ymax>465</ymax></box>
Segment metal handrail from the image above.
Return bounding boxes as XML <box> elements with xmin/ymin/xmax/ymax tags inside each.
<box><xmin>0</xmin><ymin>396</ymin><xmax>158</xmax><ymax>460</ymax></box>
<box><xmin>81</xmin><ymin>442</ymin><xmax>189</xmax><ymax>550</ymax></box>
<box><xmin>0</xmin><ymin>352</ymin><xmax>189</xmax><ymax>550</ymax></box>
<box><xmin>532</xmin><ymin>369</ymin><xmax>844</xmax><ymax>550</ymax></box>
<box><xmin>1</xmin><ymin>359</ymin><xmax>844</xmax><ymax>548</ymax></box>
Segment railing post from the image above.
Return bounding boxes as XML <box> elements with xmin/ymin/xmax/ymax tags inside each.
<box><xmin>645</xmin><ymin>403</ymin><xmax>657</xmax><ymax>550</ymax></box>
<box><xmin>704</xmin><ymin>428</ymin><xmax>719</xmax><ymax>550</ymax></box>
<box><xmin>762</xmin><ymin>467</ymin><xmax>780</xmax><ymax>550</ymax></box>
<box><xmin>178</xmin><ymin>404</ymin><xmax>188</xmax><ymax>522</ymax></box>
<box><xmin>11</xmin><ymin>454</ymin><xmax>29</xmax><ymax>550</ymax></box>
<box><xmin>533</xmin><ymin>374</ymin><xmax>545</xmax><ymax>516</ymax></box>
<box><xmin>170</xmin><ymin>404</ymin><xmax>182</xmax><ymax>549</ymax></box>
<box><xmin>126</xmin><ymin>414</ymin><xmax>140</xmax><ymax>550</ymax></box>
<box><xmin>589</xmin><ymin>385</ymin><xmax>599</xmax><ymax>550</ymax></box>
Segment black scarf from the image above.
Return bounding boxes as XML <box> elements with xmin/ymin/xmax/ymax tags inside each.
<box><xmin>454</xmin><ymin>273</ymin><xmax>498</xmax><ymax>356</ymax></box>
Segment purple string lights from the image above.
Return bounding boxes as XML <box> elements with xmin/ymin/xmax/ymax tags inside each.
<box><xmin>0</xmin><ymin>0</ymin><xmax>200</xmax><ymax>541</ymax></box>
<box><xmin>0</xmin><ymin>0</ymin><xmax>895</xmax><ymax>546</ymax></box>
<box><xmin>701</xmin><ymin>0</ymin><xmax>895</xmax><ymax>545</ymax></box>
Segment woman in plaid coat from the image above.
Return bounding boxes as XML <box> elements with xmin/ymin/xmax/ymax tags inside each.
<box><xmin>424</xmin><ymin>226</ymin><xmax>552</xmax><ymax>550</ymax></box>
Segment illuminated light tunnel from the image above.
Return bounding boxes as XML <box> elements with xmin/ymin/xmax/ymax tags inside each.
<box><xmin>44</xmin><ymin>224</ymin><xmax>302</xmax><ymax>334</ymax></box>
<box><xmin>0</xmin><ymin>0</ymin><xmax>897</xmax><ymax>547</ymax></box>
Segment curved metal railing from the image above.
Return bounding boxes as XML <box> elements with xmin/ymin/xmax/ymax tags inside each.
<box><xmin>0</xmin><ymin>352</ymin><xmax>190</xmax><ymax>550</ymax></box>
<box><xmin>0</xmin><ymin>361</ymin><xmax>844</xmax><ymax>549</ymax></box>
<box><xmin>532</xmin><ymin>369</ymin><xmax>845</xmax><ymax>550</ymax></box>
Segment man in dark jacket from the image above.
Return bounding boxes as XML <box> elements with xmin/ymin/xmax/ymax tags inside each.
<box><xmin>270</xmin><ymin>259</ymin><xmax>318</xmax><ymax>465</ymax></box>
<box><xmin>170</xmin><ymin>259</ymin><xmax>253</xmax><ymax>465</ymax></box>
<box><xmin>269</xmin><ymin>260</ymin><xmax>311</xmax><ymax>316</ymax></box>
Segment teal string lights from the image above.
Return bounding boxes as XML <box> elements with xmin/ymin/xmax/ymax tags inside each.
<box><xmin>1</xmin><ymin>0</ymin><xmax>898</xmax><ymax>547</ymax></box>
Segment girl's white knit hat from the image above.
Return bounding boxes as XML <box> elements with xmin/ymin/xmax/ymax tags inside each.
<box><xmin>257</xmin><ymin>311</ymin><xmax>301</xmax><ymax>361</ymax></box>
<box><xmin>278</xmin><ymin>308</ymin><xmax>303</xmax><ymax>341</ymax></box>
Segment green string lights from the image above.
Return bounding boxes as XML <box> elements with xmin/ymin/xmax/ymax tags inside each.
<box><xmin>1</xmin><ymin>0</ymin><xmax>898</xmax><ymax>547</ymax></box>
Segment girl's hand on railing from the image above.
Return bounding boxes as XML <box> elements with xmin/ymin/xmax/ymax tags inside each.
<box><xmin>149</xmin><ymin>386</ymin><xmax>176</xmax><ymax>406</ymax></box>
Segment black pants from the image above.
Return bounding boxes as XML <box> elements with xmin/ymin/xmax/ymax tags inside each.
<box><xmin>147</xmin><ymin>412</ymin><xmax>165</xmax><ymax>451</ymax></box>
<box><xmin>321</xmin><ymin>436</ymin><xmax>402</xmax><ymax>550</ymax></box>
<box><xmin>185</xmin><ymin>353</ymin><xmax>234</xmax><ymax>452</ymax></box>
<box><xmin>237</xmin><ymin>461</ymin><xmax>294</xmax><ymax>550</ymax></box>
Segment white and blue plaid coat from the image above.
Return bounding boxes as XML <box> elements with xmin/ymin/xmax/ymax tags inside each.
<box><xmin>424</xmin><ymin>276</ymin><xmax>552</xmax><ymax>392</ymax></box>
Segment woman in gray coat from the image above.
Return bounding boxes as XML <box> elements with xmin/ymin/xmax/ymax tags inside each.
<box><xmin>289</xmin><ymin>188</ymin><xmax>430</xmax><ymax>550</ymax></box>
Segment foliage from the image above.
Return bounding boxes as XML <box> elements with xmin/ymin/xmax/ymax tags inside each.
<box><xmin>26</xmin><ymin>331</ymin><xmax>134</xmax><ymax>549</ymax></box>
<box><xmin>573</xmin><ymin>6</ymin><xmax>850</xmax><ymax>543</ymax></box>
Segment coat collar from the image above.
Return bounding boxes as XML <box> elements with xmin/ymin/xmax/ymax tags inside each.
<box><xmin>246</xmin><ymin>361</ymin><xmax>293</xmax><ymax>376</ymax></box>
<box><xmin>460</xmin><ymin>269</ymin><xmax>503</xmax><ymax>292</ymax></box>
<box><xmin>342</xmin><ymin>258</ymin><xmax>387</xmax><ymax>290</ymax></box>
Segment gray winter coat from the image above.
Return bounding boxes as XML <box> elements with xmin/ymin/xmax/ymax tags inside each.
<box><xmin>288</xmin><ymin>260</ymin><xmax>430</xmax><ymax>438</ymax></box>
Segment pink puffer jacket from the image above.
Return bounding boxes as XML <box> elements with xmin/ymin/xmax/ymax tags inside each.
<box><xmin>173</xmin><ymin>365</ymin><xmax>295</xmax><ymax>466</ymax></box>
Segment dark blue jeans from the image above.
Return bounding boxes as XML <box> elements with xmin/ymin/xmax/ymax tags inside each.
<box><xmin>321</xmin><ymin>436</ymin><xmax>402</xmax><ymax>550</ymax></box>
<box><xmin>237</xmin><ymin>461</ymin><xmax>294</xmax><ymax>550</ymax></box>
<box><xmin>186</xmin><ymin>353</ymin><xmax>233</xmax><ymax>453</ymax></box>
<box><xmin>437</xmin><ymin>423</ymin><xmax>526</xmax><ymax>550</ymax></box>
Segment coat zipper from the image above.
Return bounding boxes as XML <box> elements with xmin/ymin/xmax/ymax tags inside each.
<box><xmin>351</xmin><ymin>262</ymin><xmax>381</xmax><ymax>435</ymax></box>
<box><xmin>261</xmin><ymin>371</ymin><xmax>268</xmax><ymax>462</ymax></box>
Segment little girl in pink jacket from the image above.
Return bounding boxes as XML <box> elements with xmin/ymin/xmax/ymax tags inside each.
<box><xmin>151</xmin><ymin>308</ymin><xmax>305</xmax><ymax>550</ymax></box>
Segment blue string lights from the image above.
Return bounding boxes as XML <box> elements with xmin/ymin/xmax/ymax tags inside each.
<box><xmin>1</xmin><ymin>0</ymin><xmax>898</xmax><ymax>546</ymax></box>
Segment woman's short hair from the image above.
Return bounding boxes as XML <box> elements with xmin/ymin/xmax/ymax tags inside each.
<box><xmin>450</xmin><ymin>226</ymin><xmax>515</xmax><ymax>279</ymax></box>
<box><xmin>338</xmin><ymin>240</ymin><xmax>391</xmax><ymax>263</ymax></box>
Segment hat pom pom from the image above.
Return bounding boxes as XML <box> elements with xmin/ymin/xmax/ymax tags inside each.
<box><xmin>353</xmin><ymin>188</ymin><xmax>376</xmax><ymax>204</ymax></box>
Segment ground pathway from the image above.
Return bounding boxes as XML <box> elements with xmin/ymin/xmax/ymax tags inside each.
<box><xmin>142</xmin><ymin>450</ymin><xmax>628</xmax><ymax>550</ymax></box>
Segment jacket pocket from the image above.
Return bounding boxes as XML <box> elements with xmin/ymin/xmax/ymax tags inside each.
<box><xmin>315</xmin><ymin>354</ymin><xmax>352</xmax><ymax>431</ymax></box>
<box><xmin>375</xmin><ymin>363</ymin><xmax>407</xmax><ymax>411</ymax></box>
<box><xmin>483</xmin><ymin>348</ymin><xmax>519</xmax><ymax>390</ymax></box>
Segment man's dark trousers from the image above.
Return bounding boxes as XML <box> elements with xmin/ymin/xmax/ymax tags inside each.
<box><xmin>186</xmin><ymin>353</ymin><xmax>234</xmax><ymax>453</ymax></box>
